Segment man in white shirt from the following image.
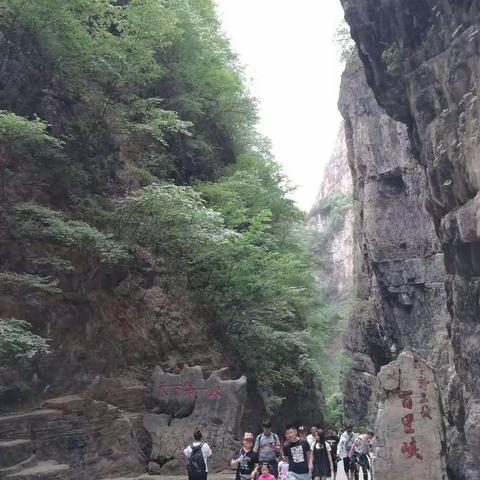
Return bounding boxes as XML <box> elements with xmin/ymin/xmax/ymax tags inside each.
<box><xmin>306</xmin><ymin>425</ymin><xmax>319</xmax><ymax>449</ymax></box>
<box><xmin>338</xmin><ymin>426</ymin><xmax>357</xmax><ymax>480</ymax></box>
<box><xmin>184</xmin><ymin>430</ymin><xmax>212</xmax><ymax>480</ymax></box>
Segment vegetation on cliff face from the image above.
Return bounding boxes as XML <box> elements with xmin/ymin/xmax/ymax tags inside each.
<box><xmin>0</xmin><ymin>0</ymin><xmax>337</xmax><ymax>416</ymax></box>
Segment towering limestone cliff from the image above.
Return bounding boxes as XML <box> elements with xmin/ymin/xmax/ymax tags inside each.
<box><xmin>340</xmin><ymin>1</ymin><xmax>480</xmax><ymax>478</ymax></box>
<box><xmin>311</xmin><ymin>124</ymin><xmax>353</xmax><ymax>302</ymax></box>
<box><xmin>310</xmin><ymin>125</ymin><xmax>353</xmax><ymax>426</ymax></box>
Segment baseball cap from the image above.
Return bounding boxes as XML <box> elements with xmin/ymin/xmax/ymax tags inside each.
<box><xmin>243</xmin><ymin>432</ymin><xmax>254</xmax><ymax>441</ymax></box>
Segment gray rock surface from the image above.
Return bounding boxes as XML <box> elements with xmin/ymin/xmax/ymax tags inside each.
<box><xmin>338</xmin><ymin>55</ymin><xmax>450</xmax><ymax>428</ymax></box>
<box><xmin>144</xmin><ymin>366</ymin><xmax>247</xmax><ymax>474</ymax></box>
<box><xmin>374</xmin><ymin>350</ymin><xmax>447</xmax><ymax>480</ymax></box>
<box><xmin>341</xmin><ymin>1</ymin><xmax>480</xmax><ymax>477</ymax></box>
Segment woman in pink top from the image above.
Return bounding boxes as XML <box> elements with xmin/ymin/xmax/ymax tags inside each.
<box><xmin>258</xmin><ymin>463</ymin><xmax>275</xmax><ymax>480</ymax></box>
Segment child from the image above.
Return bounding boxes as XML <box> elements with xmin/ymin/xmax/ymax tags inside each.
<box><xmin>277</xmin><ymin>459</ymin><xmax>289</xmax><ymax>480</ymax></box>
<box><xmin>258</xmin><ymin>463</ymin><xmax>275</xmax><ymax>480</ymax></box>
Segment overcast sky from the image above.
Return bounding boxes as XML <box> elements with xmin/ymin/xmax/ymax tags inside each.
<box><xmin>216</xmin><ymin>0</ymin><xmax>345</xmax><ymax>211</ymax></box>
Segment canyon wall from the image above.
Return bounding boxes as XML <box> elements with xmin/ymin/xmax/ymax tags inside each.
<box><xmin>340</xmin><ymin>1</ymin><xmax>480</xmax><ymax>478</ymax></box>
<box><xmin>311</xmin><ymin>123</ymin><xmax>354</xmax><ymax>302</ymax></box>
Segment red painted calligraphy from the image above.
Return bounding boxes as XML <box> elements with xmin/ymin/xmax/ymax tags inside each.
<box><xmin>183</xmin><ymin>381</ymin><xmax>196</xmax><ymax>399</ymax></box>
<box><xmin>418</xmin><ymin>375</ymin><xmax>429</xmax><ymax>390</ymax></box>
<box><xmin>399</xmin><ymin>390</ymin><xmax>413</xmax><ymax>409</ymax></box>
<box><xmin>420</xmin><ymin>404</ymin><xmax>432</xmax><ymax>420</ymax></box>
<box><xmin>157</xmin><ymin>383</ymin><xmax>168</xmax><ymax>396</ymax></box>
<box><xmin>207</xmin><ymin>386</ymin><xmax>222</xmax><ymax>400</ymax></box>
<box><xmin>401</xmin><ymin>413</ymin><xmax>415</xmax><ymax>434</ymax></box>
<box><xmin>401</xmin><ymin>437</ymin><xmax>423</xmax><ymax>460</ymax></box>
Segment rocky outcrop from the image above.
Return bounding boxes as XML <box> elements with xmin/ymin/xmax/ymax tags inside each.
<box><xmin>338</xmin><ymin>55</ymin><xmax>450</xmax><ymax>428</ymax></box>
<box><xmin>144</xmin><ymin>366</ymin><xmax>247</xmax><ymax>474</ymax></box>
<box><xmin>311</xmin><ymin>124</ymin><xmax>354</xmax><ymax>299</ymax></box>
<box><xmin>374</xmin><ymin>350</ymin><xmax>447</xmax><ymax>480</ymax></box>
<box><xmin>341</xmin><ymin>1</ymin><xmax>480</xmax><ymax>478</ymax></box>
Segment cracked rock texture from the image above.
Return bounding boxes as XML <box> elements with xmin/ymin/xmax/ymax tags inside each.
<box><xmin>341</xmin><ymin>1</ymin><xmax>480</xmax><ymax>478</ymax></box>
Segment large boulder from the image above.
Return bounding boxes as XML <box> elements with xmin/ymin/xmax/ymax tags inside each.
<box><xmin>144</xmin><ymin>365</ymin><xmax>247</xmax><ymax>474</ymax></box>
<box><xmin>373</xmin><ymin>350</ymin><xmax>447</xmax><ymax>479</ymax></box>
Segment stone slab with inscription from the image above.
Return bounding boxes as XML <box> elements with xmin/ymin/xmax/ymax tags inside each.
<box><xmin>143</xmin><ymin>365</ymin><xmax>247</xmax><ymax>474</ymax></box>
<box><xmin>373</xmin><ymin>350</ymin><xmax>447</xmax><ymax>479</ymax></box>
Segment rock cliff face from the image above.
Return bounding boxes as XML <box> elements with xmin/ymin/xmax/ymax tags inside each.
<box><xmin>340</xmin><ymin>1</ymin><xmax>480</xmax><ymax>478</ymax></box>
<box><xmin>311</xmin><ymin>124</ymin><xmax>353</xmax><ymax>300</ymax></box>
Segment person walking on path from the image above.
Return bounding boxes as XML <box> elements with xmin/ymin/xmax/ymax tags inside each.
<box><xmin>306</xmin><ymin>425</ymin><xmax>319</xmax><ymax>450</ymax></box>
<box><xmin>231</xmin><ymin>433</ymin><xmax>259</xmax><ymax>480</ymax></box>
<box><xmin>338</xmin><ymin>426</ymin><xmax>357</xmax><ymax>480</ymax></box>
<box><xmin>282</xmin><ymin>425</ymin><xmax>311</xmax><ymax>480</ymax></box>
<box><xmin>184</xmin><ymin>430</ymin><xmax>212</xmax><ymax>480</ymax></box>
<box><xmin>258</xmin><ymin>463</ymin><xmax>276</xmax><ymax>480</ymax></box>
<box><xmin>350</xmin><ymin>432</ymin><xmax>374</xmax><ymax>480</ymax></box>
<box><xmin>309</xmin><ymin>430</ymin><xmax>334</xmax><ymax>480</ymax></box>
<box><xmin>254</xmin><ymin>420</ymin><xmax>282</xmax><ymax>478</ymax></box>
<box><xmin>326</xmin><ymin>427</ymin><xmax>340</xmax><ymax>479</ymax></box>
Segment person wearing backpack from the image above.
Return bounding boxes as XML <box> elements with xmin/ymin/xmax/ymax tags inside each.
<box><xmin>338</xmin><ymin>425</ymin><xmax>357</xmax><ymax>480</ymax></box>
<box><xmin>254</xmin><ymin>420</ymin><xmax>282</xmax><ymax>478</ymax></box>
<box><xmin>184</xmin><ymin>430</ymin><xmax>212</xmax><ymax>480</ymax></box>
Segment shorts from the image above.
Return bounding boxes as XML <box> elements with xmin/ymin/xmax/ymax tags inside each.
<box><xmin>286</xmin><ymin>472</ymin><xmax>310</xmax><ymax>480</ymax></box>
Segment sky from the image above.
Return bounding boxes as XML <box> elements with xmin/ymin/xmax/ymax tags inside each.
<box><xmin>216</xmin><ymin>0</ymin><xmax>345</xmax><ymax>211</ymax></box>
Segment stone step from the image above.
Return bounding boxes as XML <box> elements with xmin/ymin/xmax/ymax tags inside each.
<box><xmin>0</xmin><ymin>440</ymin><xmax>32</xmax><ymax>469</ymax></box>
<box><xmin>5</xmin><ymin>460</ymin><xmax>70</xmax><ymax>480</ymax></box>
<box><xmin>0</xmin><ymin>410</ymin><xmax>63</xmax><ymax>441</ymax></box>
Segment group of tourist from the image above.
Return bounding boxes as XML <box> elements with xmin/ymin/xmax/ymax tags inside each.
<box><xmin>183</xmin><ymin>421</ymin><xmax>375</xmax><ymax>480</ymax></box>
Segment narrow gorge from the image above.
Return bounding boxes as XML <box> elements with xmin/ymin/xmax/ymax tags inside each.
<box><xmin>0</xmin><ymin>1</ymin><xmax>480</xmax><ymax>480</ymax></box>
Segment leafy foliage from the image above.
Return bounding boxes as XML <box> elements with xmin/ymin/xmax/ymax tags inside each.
<box><xmin>0</xmin><ymin>272</ymin><xmax>61</xmax><ymax>295</ymax></box>
<box><xmin>0</xmin><ymin>112</ymin><xmax>65</xmax><ymax>200</ymax></box>
<box><xmin>0</xmin><ymin>0</ymin><xmax>343</xmax><ymax>418</ymax></box>
<box><xmin>0</xmin><ymin>318</ymin><xmax>50</xmax><ymax>358</ymax></box>
<box><xmin>117</xmin><ymin>180</ymin><xmax>321</xmax><ymax>412</ymax></box>
<box><xmin>335</xmin><ymin>21</ymin><xmax>356</xmax><ymax>62</ymax></box>
<box><xmin>14</xmin><ymin>203</ymin><xmax>130</xmax><ymax>265</ymax></box>
<box><xmin>314</xmin><ymin>191</ymin><xmax>352</xmax><ymax>234</ymax></box>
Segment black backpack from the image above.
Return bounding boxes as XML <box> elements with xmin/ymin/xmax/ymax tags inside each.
<box><xmin>188</xmin><ymin>443</ymin><xmax>206</xmax><ymax>475</ymax></box>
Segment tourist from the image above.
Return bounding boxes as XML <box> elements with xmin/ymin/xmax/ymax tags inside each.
<box><xmin>306</xmin><ymin>425</ymin><xmax>319</xmax><ymax>449</ymax></box>
<box><xmin>258</xmin><ymin>463</ymin><xmax>276</xmax><ymax>480</ymax></box>
<box><xmin>282</xmin><ymin>425</ymin><xmax>311</xmax><ymax>480</ymax></box>
<box><xmin>231</xmin><ymin>433</ymin><xmax>259</xmax><ymax>480</ymax></box>
<box><xmin>254</xmin><ymin>420</ymin><xmax>281</xmax><ymax>478</ymax></box>
<box><xmin>184</xmin><ymin>430</ymin><xmax>212</xmax><ymax>480</ymax></box>
<box><xmin>277</xmin><ymin>458</ymin><xmax>289</xmax><ymax>480</ymax></box>
<box><xmin>350</xmin><ymin>431</ymin><xmax>374</xmax><ymax>480</ymax></box>
<box><xmin>309</xmin><ymin>430</ymin><xmax>334</xmax><ymax>480</ymax></box>
<box><xmin>326</xmin><ymin>427</ymin><xmax>340</xmax><ymax>479</ymax></box>
<box><xmin>338</xmin><ymin>425</ymin><xmax>357</xmax><ymax>480</ymax></box>
<box><xmin>298</xmin><ymin>426</ymin><xmax>308</xmax><ymax>440</ymax></box>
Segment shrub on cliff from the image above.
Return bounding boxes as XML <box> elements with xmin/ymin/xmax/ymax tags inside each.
<box><xmin>0</xmin><ymin>318</ymin><xmax>50</xmax><ymax>358</ymax></box>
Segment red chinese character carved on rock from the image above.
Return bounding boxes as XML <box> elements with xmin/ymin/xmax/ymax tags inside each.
<box><xmin>401</xmin><ymin>413</ymin><xmax>415</xmax><ymax>434</ymax></box>
<box><xmin>398</xmin><ymin>390</ymin><xmax>413</xmax><ymax>409</ymax></box>
<box><xmin>157</xmin><ymin>383</ymin><xmax>168</xmax><ymax>396</ymax></box>
<box><xmin>172</xmin><ymin>384</ymin><xmax>182</xmax><ymax>397</ymax></box>
<box><xmin>207</xmin><ymin>386</ymin><xmax>222</xmax><ymax>400</ymax></box>
<box><xmin>420</xmin><ymin>404</ymin><xmax>432</xmax><ymax>420</ymax></box>
<box><xmin>401</xmin><ymin>437</ymin><xmax>423</xmax><ymax>460</ymax></box>
<box><xmin>418</xmin><ymin>375</ymin><xmax>430</xmax><ymax>390</ymax></box>
<box><xmin>183</xmin><ymin>381</ymin><xmax>196</xmax><ymax>399</ymax></box>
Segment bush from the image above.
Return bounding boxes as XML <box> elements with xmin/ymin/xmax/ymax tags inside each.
<box><xmin>14</xmin><ymin>203</ymin><xmax>130</xmax><ymax>265</ymax></box>
<box><xmin>0</xmin><ymin>272</ymin><xmax>61</xmax><ymax>295</ymax></box>
<box><xmin>0</xmin><ymin>318</ymin><xmax>50</xmax><ymax>358</ymax></box>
